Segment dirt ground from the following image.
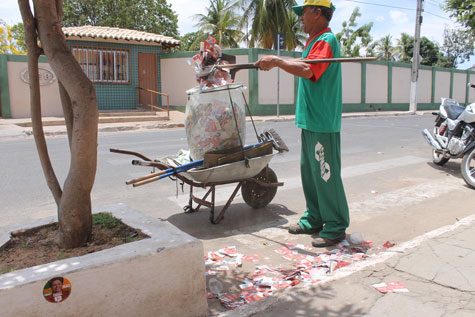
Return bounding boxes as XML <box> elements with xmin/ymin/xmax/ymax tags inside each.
<box><xmin>0</xmin><ymin>218</ymin><xmax>149</xmax><ymax>274</ymax></box>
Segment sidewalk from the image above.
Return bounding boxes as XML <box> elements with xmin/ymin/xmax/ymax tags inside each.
<box><xmin>224</xmin><ymin>215</ymin><xmax>475</xmax><ymax>317</ymax></box>
<box><xmin>0</xmin><ymin>110</ymin><xmax>187</xmax><ymax>139</ymax></box>
<box><xmin>0</xmin><ymin>110</ymin><xmax>429</xmax><ymax>139</ymax></box>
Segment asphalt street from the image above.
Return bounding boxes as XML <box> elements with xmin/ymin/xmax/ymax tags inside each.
<box><xmin>0</xmin><ymin>115</ymin><xmax>445</xmax><ymax>227</ymax></box>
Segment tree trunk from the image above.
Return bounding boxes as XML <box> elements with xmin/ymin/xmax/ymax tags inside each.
<box><xmin>19</xmin><ymin>0</ymin><xmax>98</xmax><ymax>248</ymax></box>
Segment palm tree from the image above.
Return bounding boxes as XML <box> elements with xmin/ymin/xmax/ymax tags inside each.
<box><xmin>287</xmin><ymin>9</ymin><xmax>306</xmax><ymax>50</ymax></box>
<box><xmin>336</xmin><ymin>7</ymin><xmax>373</xmax><ymax>57</ymax></box>
<box><xmin>375</xmin><ymin>34</ymin><xmax>395</xmax><ymax>61</ymax></box>
<box><xmin>193</xmin><ymin>0</ymin><xmax>243</xmax><ymax>48</ymax></box>
<box><xmin>395</xmin><ymin>33</ymin><xmax>413</xmax><ymax>63</ymax></box>
<box><xmin>239</xmin><ymin>0</ymin><xmax>297</xmax><ymax>49</ymax></box>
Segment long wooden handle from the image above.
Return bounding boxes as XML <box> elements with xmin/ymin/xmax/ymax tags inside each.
<box><xmin>216</xmin><ymin>57</ymin><xmax>377</xmax><ymax>69</ymax></box>
<box><xmin>132</xmin><ymin>177</ymin><xmax>161</xmax><ymax>187</ymax></box>
<box><xmin>302</xmin><ymin>56</ymin><xmax>377</xmax><ymax>63</ymax></box>
<box><xmin>126</xmin><ymin>170</ymin><xmax>167</xmax><ymax>185</ymax></box>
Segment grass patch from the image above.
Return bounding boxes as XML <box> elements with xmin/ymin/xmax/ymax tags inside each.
<box><xmin>0</xmin><ymin>266</ymin><xmax>16</xmax><ymax>274</ymax></box>
<box><xmin>58</xmin><ymin>249</ymin><xmax>69</xmax><ymax>260</ymax></box>
<box><xmin>93</xmin><ymin>212</ymin><xmax>120</xmax><ymax>229</ymax></box>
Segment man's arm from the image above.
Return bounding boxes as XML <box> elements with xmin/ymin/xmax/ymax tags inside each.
<box><xmin>256</xmin><ymin>39</ymin><xmax>334</xmax><ymax>81</ymax></box>
<box><xmin>254</xmin><ymin>55</ymin><xmax>314</xmax><ymax>79</ymax></box>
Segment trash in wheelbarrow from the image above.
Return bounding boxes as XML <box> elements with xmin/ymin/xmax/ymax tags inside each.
<box><xmin>185</xmin><ymin>83</ymin><xmax>247</xmax><ymax>161</ymax></box>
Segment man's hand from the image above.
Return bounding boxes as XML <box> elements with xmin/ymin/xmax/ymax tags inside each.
<box><xmin>255</xmin><ymin>55</ymin><xmax>314</xmax><ymax>79</ymax></box>
<box><xmin>254</xmin><ymin>55</ymin><xmax>280</xmax><ymax>71</ymax></box>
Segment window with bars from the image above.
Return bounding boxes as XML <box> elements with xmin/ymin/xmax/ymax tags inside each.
<box><xmin>71</xmin><ymin>46</ymin><xmax>130</xmax><ymax>83</ymax></box>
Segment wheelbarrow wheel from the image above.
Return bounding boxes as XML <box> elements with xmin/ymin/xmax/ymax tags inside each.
<box><xmin>242</xmin><ymin>167</ymin><xmax>278</xmax><ymax>209</ymax></box>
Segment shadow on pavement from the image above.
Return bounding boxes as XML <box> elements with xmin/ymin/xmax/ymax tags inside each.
<box><xmin>250</xmin><ymin>284</ymin><xmax>366</xmax><ymax>317</ymax></box>
<box><xmin>207</xmin><ymin>281</ymin><xmax>366</xmax><ymax>316</ymax></box>
<box><xmin>166</xmin><ymin>203</ymin><xmax>297</xmax><ymax>240</ymax></box>
<box><xmin>426</xmin><ymin>161</ymin><xmax>461</xmax><ymax>178</ymax></box>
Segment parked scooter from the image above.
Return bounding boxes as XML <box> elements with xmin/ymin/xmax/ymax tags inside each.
<box><xmin>422</xmin><ymin>83</ymin><xmax>475</xmax><ymax>189</ymax></box>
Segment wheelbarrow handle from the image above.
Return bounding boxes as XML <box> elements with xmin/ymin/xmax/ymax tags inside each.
<box><xmin>110</xmin><ymin>148</ymin><xmax>153</xmax><ymax>162</ymax></box>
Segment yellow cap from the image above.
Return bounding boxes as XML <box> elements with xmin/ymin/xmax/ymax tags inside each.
<box><xmin>292</xmin><ymin>0</ymin><xmax>336</xmax><ymax>16</ymax></box>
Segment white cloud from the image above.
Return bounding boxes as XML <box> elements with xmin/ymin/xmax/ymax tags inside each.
<box><xmin>375</xmin><ymin>16</ymin><xmax>385</xmax><ymax>22</ymax></box>
<box><xmin>420</xmin><ymin>20</ymin><xmax>455</xmax><ymax>44</ymax></box>
<box><xmin>389</xmin><ymin>10</ymin><xmax>409</xmax><ymax>24</ymax></box>
<box><xmin>169</xmin><ymin>0</ymin><xmax>207</xmax><ymax>35</ymax></box>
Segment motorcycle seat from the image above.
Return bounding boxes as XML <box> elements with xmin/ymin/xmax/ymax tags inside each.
<box><xmin>443</xmin><ymin>104</ymin><xmax>465</xmax><ymax>120</ymax></box>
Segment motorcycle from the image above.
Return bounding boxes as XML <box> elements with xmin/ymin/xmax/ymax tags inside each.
<box><xmin>422</xmin><ymin>83</ymin><xmax>475</xmax><ymax>189</ymax></box>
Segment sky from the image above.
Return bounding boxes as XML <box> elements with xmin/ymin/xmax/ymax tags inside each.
<box><xmin>1</xmin><ymin>0</ymin><xmax>473</xmax><ymax>69</ymax></box>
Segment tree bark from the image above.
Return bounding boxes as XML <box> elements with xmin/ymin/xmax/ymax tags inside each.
<box><xmin>58</xmin><ymin>80</ymin><xmax>74</xmax><ymax>147</ymax></box>
<box><xmin>19</xmin><ymin>0</ymin><xmax>98</xmax><ymax>248</ymax></box>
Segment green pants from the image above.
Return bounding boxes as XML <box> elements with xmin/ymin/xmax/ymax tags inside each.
<box><xmin>298</xmin><ymin>129</ymin><xmax>349</xmax><ymax>239</ymax></box>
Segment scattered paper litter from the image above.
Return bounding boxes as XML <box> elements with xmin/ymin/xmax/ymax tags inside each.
<box><xmin>372</xmin><ymin>281</ymin><xmax>409</xmax><ymax>293</ymax></box>
<box><xmin>205</xmin><ymin>244</ymin><xmax>370</xmax><ymax>311</ymax></box>
<box><xmin>361</xmin><ymin>241</ymin><xmax>373</xmax><ymax>248</ymax></box>
<box><xmin>206</xmin><ymin>240</ymin><xmax>397</xmax><ymax>311</ymax></box>
<box><xmin>383</xmin><ymin>241</ymin><xmax>396</xmax><ymax>248</ymax></box>
<box><xmin>206</xmin><ymin>291</ymin><xmax>215</xmax><ymax>299</ymax></box>
<box><xmin>241</xmin><ymin>254</ymin><xmax>259</xmax><ymax>262</ymax></box>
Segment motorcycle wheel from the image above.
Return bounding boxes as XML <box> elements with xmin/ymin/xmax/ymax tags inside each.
<box><xmin>461</xmin><ymin>147</ymin><xmax>475</xmax><ymax>189</ymax></box>
<box><xmin>432</xmin><ymin>149</ymin><xmax>449</xmax><ymax>166</ymax></box>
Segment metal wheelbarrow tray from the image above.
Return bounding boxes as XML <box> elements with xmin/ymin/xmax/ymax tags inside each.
<box><xmin>110</xmin><ymin>148</ymin><xmax>283</xmax><ymax>224</ymax></box>
<box><xmin>184</xmin><ymin>152</ymin><xmax>276</xmax><ymax>183</ymax></box>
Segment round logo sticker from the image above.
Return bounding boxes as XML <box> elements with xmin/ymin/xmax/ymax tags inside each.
<box><xmin>43</xmin><ymin>277</ymin><xmax>71</xmax><ymax>303</ymax></box>
<box><xmin>20</xmin><ymin>67</ymin><xmax>57</xmax><ymax>86</ymax></box>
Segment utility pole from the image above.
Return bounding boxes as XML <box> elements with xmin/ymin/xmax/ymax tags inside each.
<box><xmin>409</xmin><ymin>0</ymin><xmax>424</xmax><ymax>113</ymax></box>
<box><xmin>277</xmin><ymin>33</ymin><xmax>280</xmax><ymax>118</ymax></box>
<box><xmin>275</xmin><ymin>33</ymin><xmax>284</xmax><ymax>118</ymax></box>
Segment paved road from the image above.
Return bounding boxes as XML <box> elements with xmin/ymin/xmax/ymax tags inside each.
<box><xmin>2</xmin><ymin>114</ymin><xmax>474</xmax><ymax>239</ymax></box>
<box><xmin>1</xmin><ymin>114</ymin><xmax>471</xmax><ymax>229</ymax></box>
<box><xmin>2</xmin><ymin>114</ymin><xmax>475</xmax><ymax>315</ymax></box>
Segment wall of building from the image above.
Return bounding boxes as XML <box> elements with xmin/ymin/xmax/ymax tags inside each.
<box><xmin>161</xmin><ymin>49</ymin><xmax>475</xmax><ymax>115</ymax></box>
<box><xmin>1</xmin><ymin>54</ymin><xmax>63</xmax><ymax>118</ymax></box>
<box><xmin>8</xmin><ymin>61</ymin><xmax>64</xmax><ymax>118</ymax></box>
<box><xmin>2</xmin><ymin>49</ymin><xmax>475</xmax><ymax>118</ymax></box>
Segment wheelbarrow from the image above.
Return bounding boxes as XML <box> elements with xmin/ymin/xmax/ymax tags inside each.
<box><xmin>110</xmin><ymin>142</ymin><xmax>284</xmax><ymax>224</ymax></box>
<box><xmin>111</xmin><ymin>77</ymin><xmax>289</xmax><ymax>223</ymax></box>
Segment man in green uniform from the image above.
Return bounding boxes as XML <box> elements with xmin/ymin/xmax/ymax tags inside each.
<box><xmin>255</xmin><ymin>0</ymin><xmax>349</xmax><ymax>247</ymax></box>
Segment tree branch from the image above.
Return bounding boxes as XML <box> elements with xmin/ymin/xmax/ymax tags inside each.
<box><xmin>19</xmin><ymin>0</ymin><xmax>63</xmax><ymax>207</ymax></box>
<box><xmin>55</xmin><ymin>0</ymin><xmax>63</xmax><ymax>23</ymax></box>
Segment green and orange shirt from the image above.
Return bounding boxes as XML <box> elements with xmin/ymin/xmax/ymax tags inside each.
<box><xmin>295</xmin><ymin>28</ymin><xmax>342</xmax><ymax>133</ymax></box>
